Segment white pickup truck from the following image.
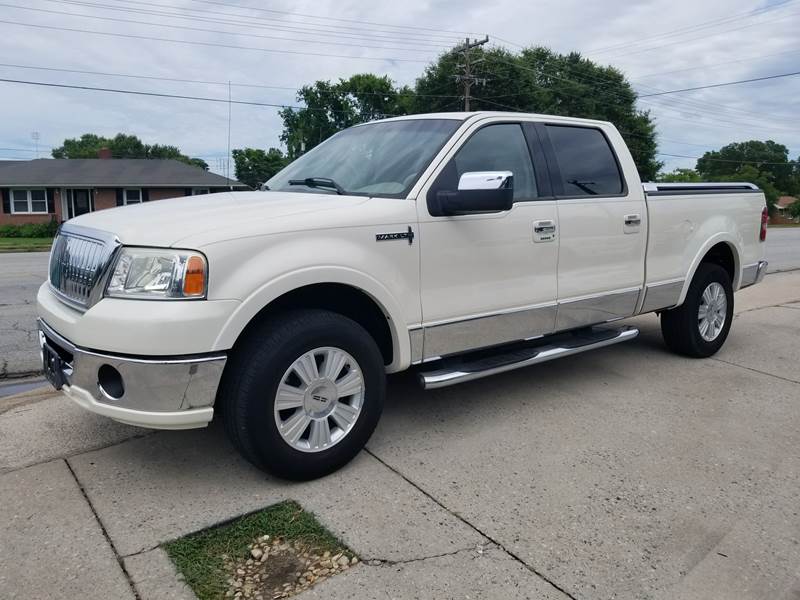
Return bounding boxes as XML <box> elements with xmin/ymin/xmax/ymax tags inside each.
<box><xmin>37</xmin><ymin>112</ymin><xmax>768</xmax><ymax>479</ymax></box>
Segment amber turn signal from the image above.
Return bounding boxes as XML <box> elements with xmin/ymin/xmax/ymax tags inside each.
<box><xmin>183</xmin><ymin>255</ymin><xmax>206</xmax><ymax>296</ymax></box>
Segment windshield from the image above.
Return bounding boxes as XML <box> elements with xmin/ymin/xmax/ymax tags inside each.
<box><xmin>267</xmin><ymin>119</ymin><xmax>460</xmax><ymax>198</ymax></box>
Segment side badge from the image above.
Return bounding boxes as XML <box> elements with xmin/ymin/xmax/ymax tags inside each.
<box><xmin>376</xmin><ymin>226</ymin><xmax>415</xmax><ymax>246</ymax></box>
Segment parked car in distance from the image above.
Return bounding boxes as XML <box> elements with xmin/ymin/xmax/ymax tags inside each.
<box><xmin>37</xmin><ymin>112</ymin><xmax>768</xmax><ymax>479</ymax></box>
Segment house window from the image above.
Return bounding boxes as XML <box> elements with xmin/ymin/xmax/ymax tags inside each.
<box><xmin>192</xmin><ymin>188</ymin><xmax>210</xmax><ymax>195</ymax></box>
<box><xmin>11</xmin><ymin>189</ymin><xmax>48</xmax><ymax>214</ymax></box>
<box><xmin>124</xmin><ymin>188</ymin><xmax>142</xmax><ymax>205</ymax></box>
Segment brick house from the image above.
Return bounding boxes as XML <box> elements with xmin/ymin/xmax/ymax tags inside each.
<box><xmin>0</xmin><ymin>157</ymin><xmax>247</xmax><ymax>226</ymax></box>
<box><xmin>770</xmin><ymin>196</ymin><xmax>800</xmax><ymax>224</ymax></box>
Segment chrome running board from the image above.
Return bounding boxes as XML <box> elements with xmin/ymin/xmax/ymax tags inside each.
<box><xmin>418</xmin><ymin>326</ymin><xmax>639</xmax><ymax>389</ymax></box>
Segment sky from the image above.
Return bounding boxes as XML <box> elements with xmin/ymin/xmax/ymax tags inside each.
<box><xmin>0</xmin><ymin>0</ymin><xmax>797</xmax><ymax>178</ymax></box>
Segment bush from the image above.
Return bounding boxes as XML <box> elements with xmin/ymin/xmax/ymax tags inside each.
<box><xmin>0</xmin><ymin>220</ymin><xmax>59</xmax><ymax>238</ymax></box>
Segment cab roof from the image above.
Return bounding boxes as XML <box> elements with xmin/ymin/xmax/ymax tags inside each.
<box><xmin>371</xmin><ymin>111</ymin><xmax>612</xmax><ymax>127</ymax></box>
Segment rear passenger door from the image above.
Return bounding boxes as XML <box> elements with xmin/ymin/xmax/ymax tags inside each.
<box><xmin>537</xmin><ymin>123</ymin><xmax>647</xmax><ymax>330</ymax></box>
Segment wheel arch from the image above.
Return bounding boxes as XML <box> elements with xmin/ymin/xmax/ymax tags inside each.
<box><xmin>215</xmin><ymin>268</ymin><xmax>411</xmax><ymax>372</ymax></box>
<box><xmin>676</xmin><ymin>235</ymin><xmax>741</xmax><ymax>306</ymax></box>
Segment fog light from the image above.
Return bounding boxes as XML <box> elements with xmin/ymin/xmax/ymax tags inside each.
<box><xmin>98</xmin><ymin>364</ymin><xmax>124</xmax><ymax>400</ymax></box>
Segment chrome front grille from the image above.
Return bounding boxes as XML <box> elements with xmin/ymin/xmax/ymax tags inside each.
<box><xmin>49</xmin><ymin>226</ymin><xmax>118</xmax><ymax>309</ymax></box>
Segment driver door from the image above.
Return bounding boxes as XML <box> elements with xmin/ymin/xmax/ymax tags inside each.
<box><xmin>416</xmin><ymin>119</ymin><xmax>559</xmax><ymax>360</ymax></box>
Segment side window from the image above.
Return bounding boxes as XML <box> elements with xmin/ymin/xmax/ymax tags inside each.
<box><xmin>546</xmin><ymin>125</ymin><xmax>624</xmax><ymax>196</ymax></box>
<box><xmin>452</xmin><ymin>124</ymin><xmax>537</xmax><ymax>200</ymax></box>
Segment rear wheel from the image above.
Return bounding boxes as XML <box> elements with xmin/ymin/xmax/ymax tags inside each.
<box><xmin>221</xmin><ymin>309</ymin><xmax>385</xmax><ymax>480</ymax></box>
<box><xmin>660</xmin><ymin>263</ymin><xmax>734</xmax><ymax>358</ymax></box>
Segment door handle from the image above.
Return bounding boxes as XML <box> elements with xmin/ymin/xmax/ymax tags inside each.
<box><xmin>624</xmin><ymin>214</ymin><xmax>641</xmax><ymax>226</ymax></box>
<box><xmin>533</xmin><ymin>220</ymin><xmax>556</xmax><ymax>233</ymax></box>
<box><xmin>533</xmin><ymin>220</ymin><xmax>557</xmax><ymax>243</ymax></box>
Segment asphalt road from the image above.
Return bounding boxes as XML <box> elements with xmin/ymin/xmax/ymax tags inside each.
<box><xmin>1</xmin><ymin>226</ymin><xmax>798</xmax><ymax>377</ymax></box>
<box><xmin>1</xmin><ymin>271</ymin><xmax>799</xmax><ymax>600</ymax></box>
<box><xmin>764</xmin><ymin>226</ymin><xmax>800</xmax><ymax>272</ymax></box>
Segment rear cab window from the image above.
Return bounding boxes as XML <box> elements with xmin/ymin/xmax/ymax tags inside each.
<box><xmin>545</xmin><ymin>125</ymin><xmax>625</xmax><ymax>197</ymax></box>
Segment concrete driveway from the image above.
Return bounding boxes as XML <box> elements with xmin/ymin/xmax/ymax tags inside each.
<box><xmin>1</xmin><ymin>226</ymin><xmax>800</xmax><ymax>379</ymax></box>
<box><xmin>1</xmin><ymin>271</ymin><xmax>799</xmax><ymax>600</ymax></box>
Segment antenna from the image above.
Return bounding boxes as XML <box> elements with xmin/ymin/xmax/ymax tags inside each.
<box><xmin>31</xmin><ymin>131</ymin><xmax>40</xmax><ymax>158</ymax></box>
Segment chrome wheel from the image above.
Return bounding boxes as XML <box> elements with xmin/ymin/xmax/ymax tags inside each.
<box><xmin>698</xmin><ymin>282</ymin><xmax>727</xmax><ymax>342</ymax></box>
<box><xmin>273</xmin><ymin>347</ymin><xmax>364</xmax><ymax>453</ymax></box>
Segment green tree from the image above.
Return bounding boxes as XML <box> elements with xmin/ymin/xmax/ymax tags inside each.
<box><xmin>657</xmin><ymin>168</ymin><xmax>702</xmax><ymax>182</ymax></box>
<box><xmin>414</xmin><ymin>46</ymin><xmax>660</xmax><ymax>179</ymax></box>
<box><xmin>52</xmin><ymin>133</ymin><xmax>208</xmax><ymax>170</ymax></box>
<box><xmin>787</xmin><ymin>199</ymin><xmax>800</xmax><ymax>219</ymax></box>
<box><xmin>712</xmin><ymin>165</ymin><xmax>780</xmax><ymax>212</ymax></box>
<box><xmin>279</xmin><ymin>74</ymin><xmax>413</xmax><ymax>159</ymax></box>
<box><xmin>696</xmin><ymin>141</ymin><xmax>796</xmax><ymax>195</ymax></box>
<box><xmin>232</xmin><ymin>148</ymin><xmax>289</xmax><ymax>189</ymax></box>
<box><xmin>280</xmin><ymin>47</ymin><xmax>661</xmax><ymax>179</ymax></box>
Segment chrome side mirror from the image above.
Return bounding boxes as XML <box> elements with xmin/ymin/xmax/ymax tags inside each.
<box><xmin>458</xmin><ymin>171</ymin><xmax>513</xmax><ymax>191</ymax></box>
<box><xmin>433</xmin><ymin>171</ymin><xmax>514</xmax><ymax>216</ymax></box>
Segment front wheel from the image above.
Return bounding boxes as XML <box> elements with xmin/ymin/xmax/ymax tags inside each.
<box><xmin>660</xmin><ymin>263</ymin><xmax>734</xmax><ymax>358</ymax></box>
<box><xmin>220</xmin><ymin>310</ymin><xmax>385</xmax><ymax>480</ymax></box>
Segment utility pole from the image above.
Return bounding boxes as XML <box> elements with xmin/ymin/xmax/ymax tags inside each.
<box><xmin>227</xmin><ymin>80</ymin><xmax>232</xmax><ymax>189</ymax></box>
<box><xmin>455</xmin><ymin>36</ymin><xmax>489</xmax><ymax>111</ymax></box>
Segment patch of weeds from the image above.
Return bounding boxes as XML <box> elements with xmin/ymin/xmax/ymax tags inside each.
<box><xmin>164</xmin><ymin>500</ymin><xmax>353</xmax><ymax>600</ymax></box>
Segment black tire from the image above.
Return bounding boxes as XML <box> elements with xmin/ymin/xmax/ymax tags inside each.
<box><xmin>220</xmin><ymin>309</ymin><xmax>385</xmax><ymax>480</ymax></box>
<box><xmin>660</xmin><ymin>263</ymin><xmax>734</xmax><ymax>358</ymax></box>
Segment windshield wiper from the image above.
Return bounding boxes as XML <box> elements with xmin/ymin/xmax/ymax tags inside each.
<box><xmin>288</xmin><ymin>177</ymin><xmax>346</xmax><ymax>195</ymax></box>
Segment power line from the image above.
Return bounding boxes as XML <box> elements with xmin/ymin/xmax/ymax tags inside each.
<box><xmin>471</xmin><ymin>96</ymin><xmax>797</xmax><ymax>155</ymax></box>
<box><xmin>599</xmin><ymin>10</ymin><xmax>800</xmax><ymax>60</ymax></box>
<box><xmin>183</xmin><ymin>0</ymin><xmax>484</xmax><ymax>37</ymax></box>
<box><xmin>586</xmin><ymin>0</ymin><xmax>797</xmax><ymax>54</ymax></box>
<box><xmin>0</xmin><ymin>77</ymin><xmax>400</xmax><ymax>115</ymax></box>
<box><xmin>2</xmin><ymin>79</ymin><xmax>794</xmax><ymax>167</ymax></box>
<box><xmin>0</xmin><ymin>3</ymin><xmax>445</xmax><ymax>54</ymax></box>
<box><xmin>0</xmin><ymin>62</ymin><xmax>471</xmax><ymax>99</ymax></box>
<box><xmin>0</xmin><ymin>19</ymin><xmax>432</xmax><ymax>63</ymax></box>
<box><xmin>629</xmin><ymin>47</ymin><xmax>800</xmax><ymax>80</ymax></box>
<box><xmin>42</xmin><ymin>0</ymin><xmax>460</xmax><ymax>47</ymax></box>
<box><xmin>489</xmin><ymin>56</ymin><xmax>799</xmax><ymax>131</ymax></box>
<box><xmin>638</xmin><ymin>70</ymin><xmax>800</xmax><ymax>97</ymax></box>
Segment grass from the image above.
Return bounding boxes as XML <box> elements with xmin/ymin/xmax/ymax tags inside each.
<box><xmin>164</xmin><ymin>500</ymin><xmax>350</xmax><ymax>600</ymax></box>
<box><xmin>0</xmin><ymin>237</ymin><xmax>53</xmax><ymax>252</ymax></box>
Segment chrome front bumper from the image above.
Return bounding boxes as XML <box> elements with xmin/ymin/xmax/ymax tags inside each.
<box><xmin>740</xmin><ymin>260</ymin><xmax>768</xmax><ymax>289</ymax></box>
<box><xmin>38</xmin><ymin>319</ymin><xmax>226</xmax><ymax>429</ymax></box>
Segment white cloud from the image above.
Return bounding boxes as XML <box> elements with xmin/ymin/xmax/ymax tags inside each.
<box><xmin>0</xmin><ymin>0</ymin><xmax>797</xmax><ymax>176</ymax></box>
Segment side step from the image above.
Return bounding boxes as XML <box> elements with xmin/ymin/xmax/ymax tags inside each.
<box><xmin>418</xmin><ymin>326</ymin><xmax>639</xmax><ymax>389</ymax></box>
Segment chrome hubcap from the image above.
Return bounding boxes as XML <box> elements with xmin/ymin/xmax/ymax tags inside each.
<box><xmin>274</xmin><ymin>347</ymin><xmax>364</xmax><ymax>453</ymax></box>
<box><xmin>698</xmin><ymin>282</ymin><xmax>727</xmax><ymax>342</ymax></box>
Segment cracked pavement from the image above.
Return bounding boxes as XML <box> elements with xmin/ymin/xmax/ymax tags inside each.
<box><xmin>1</xmin><ymin>271</ymin><xmax>800</xmax><ymax>599</ymax></box>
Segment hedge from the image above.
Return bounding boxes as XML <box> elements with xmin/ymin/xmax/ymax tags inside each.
<box><xmin>0</xmin><ymin>221</ymin><xmax>59</xmax><ymax>238</ymax></box>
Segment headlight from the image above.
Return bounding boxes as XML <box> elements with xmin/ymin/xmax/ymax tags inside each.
<box><xmin>105</xmin><ymin>247</ymin><xmax>207</xmax><ymax>299</ymax></box>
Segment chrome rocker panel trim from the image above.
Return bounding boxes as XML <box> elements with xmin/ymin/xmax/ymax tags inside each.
<box><xmin>740</xmin><ymin>260</ymin><xmax>768</xmax><ymax>288</ymax></box>
<box><xmin>38</xmin><ymin>319</ymin><xmax>226</xmax><ymax>430</ymax></box>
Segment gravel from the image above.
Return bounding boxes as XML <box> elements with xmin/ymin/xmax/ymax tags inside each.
<box><xmin>223</xmin><ymin>535</ymin><xmax>357</xmax><ymax>599</ymax></box>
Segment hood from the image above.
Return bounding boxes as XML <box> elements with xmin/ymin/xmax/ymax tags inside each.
<box><xmin>67</xmin><ymin>191</ymin><xmax>371</xmax><ymax>247</ymax></box>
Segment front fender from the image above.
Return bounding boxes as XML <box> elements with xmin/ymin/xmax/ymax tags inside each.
<box><xmin>206</xmin><ymin>226</ymin><xmax>420</xmax><ymax>372</ymax></box>
<box><xmin>213</xmin><ymin>265</ymin><xmax>415</xmax><ymax>372</ymax></box>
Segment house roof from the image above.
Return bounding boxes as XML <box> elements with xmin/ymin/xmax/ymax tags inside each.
<box><xmin>776</xmin><ymin>196</ymin><xmax>797</xmax><ymax>209</ymax></box>
<box><xmin>0</xmin><ymin>158</ymin><xmax>247</xmax><ymax>188</ymax></box>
